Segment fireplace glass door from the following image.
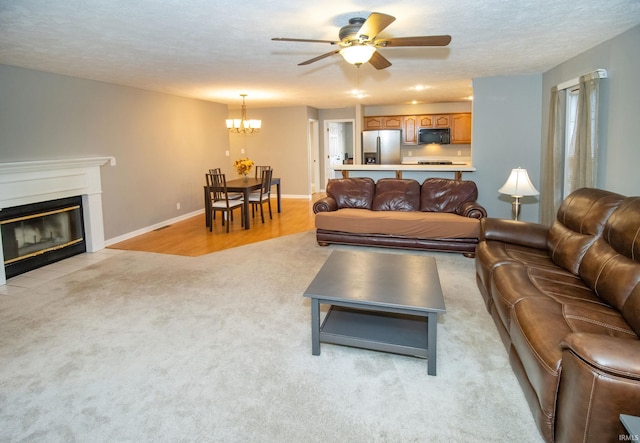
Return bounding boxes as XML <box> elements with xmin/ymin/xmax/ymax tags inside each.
<box><xmin>1</xmin><ymin>196</ymin><xmax>86</xmax><ymax>279</ymax></box>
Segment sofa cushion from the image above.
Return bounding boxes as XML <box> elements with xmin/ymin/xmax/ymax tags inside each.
<box><xmin>547</xmin><ymin>188</ymin><xmax>625</xmax><ymax>274</ymax></box>
<box><xmin>372</xmin><ymin>178</ymin><xmax>420</xmax><ymax>211</ymax></box>
<box><xmin>579</xmin><ymin>197</ymin><xmax>640</xmax><ymax>335</ymax></box>
<box><xmin>420</xmin><ymin>178</ymin><xmax>478</xmax><ymax>213</ymax></box>
<box><xmin>315</xmin><ymin>208</ymin><xmax>480</xmax><ymax>239</ymax></box>
<box><xmin>326</xmin><ymin>177</ymin><xmax>375</xmax><ymax>210</ymax></box>
<box><xmin>491</xmin><ymin>261</ymin><xmax>627</xmax><ymax>332</ymax></box>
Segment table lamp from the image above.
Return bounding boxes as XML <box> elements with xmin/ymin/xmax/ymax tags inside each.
<box><xmin>498</xmin><ymin>168</ymin><xmax>539</xmax><ymax>220</ymax></box>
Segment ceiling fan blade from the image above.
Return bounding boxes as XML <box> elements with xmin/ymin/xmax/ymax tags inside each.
<box><xmin>356</xmin><ymin>12</ymin><xmax>396</xmax><ymax>41</ymax></box>
<box><xmin>272</xmin><ymin>37</ymin><xmax>338</xmax><ymax>44</ymax></box>
<box><xmin>298</xmin><ymin>49</ymin><xmax>341</xmax><ymax>65</ymax></box>
<box><xmin>375</xmin><ymin>35</ymin><xmax>452</xmax><ymax>47</ymax></box>
<box><xmin>368</xmin><ymin>51</ymin><xmax>392</xmax><ymax>70</ymax></box>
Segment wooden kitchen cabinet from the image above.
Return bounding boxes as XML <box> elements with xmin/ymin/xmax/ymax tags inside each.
<box><xmin>451</xmin><ymin>113</ymin><xmax>472</xmax><ymax>144</ymax></box>
<box><xmin>383</xmin><ymin>116</ymin><xmax>402</xmax><ymax>129</ymax></box>
<box><xmin>402</xmin><ymin>116</ymin><xmax>417</xmax><ymax>144</ymax></box>
<box><xmin>364</xmin><ymin>116</ymin><xmax>403</xmax><ymax>130</ymax></box>
<box><xmin>419</xmin><ymin>115</ymin><xmax>434</xmax><ymax>127</ymax></box>
<box><xmin>365</xmin><ymin>113</ymin><xmax>472</xmax><ymax>144</ymax></box>
<box><xmin>434</xmin><ymin>115</ymin><xmax>450</xmax><ymax>128</ymax></box>
<box><xmin>418</xmin><ymin>114</ymin><xmax>450</xmax><ymax>128</ymax></box>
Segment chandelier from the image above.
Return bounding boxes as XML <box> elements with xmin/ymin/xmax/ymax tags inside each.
<box><xmin>226</xmin><ymin>94</ymin><xmax>261</xmax><ymax>134</ymax></box>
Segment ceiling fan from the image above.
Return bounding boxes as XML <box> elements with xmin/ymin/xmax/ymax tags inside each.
<box><xmin>272</xmin><ymin>12</ymin><xmax>451</xmax><ymax>70</ymax></box>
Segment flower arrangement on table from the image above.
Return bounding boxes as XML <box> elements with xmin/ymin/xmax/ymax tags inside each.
<box><xmin>233</xmin><ymin>158</ymin><xmax>254</xmax><ymax>177</ymax></box>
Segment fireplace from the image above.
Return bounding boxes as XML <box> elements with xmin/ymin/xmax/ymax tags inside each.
<box><xmin>0</xmin><ymin>157</ymin><xmax>115</xmax><ymax>285</ymax></box>
<box><xmin>1</xmin><ymin>196</ymin><xmax>87</xmax><ymax>279</ymax></box>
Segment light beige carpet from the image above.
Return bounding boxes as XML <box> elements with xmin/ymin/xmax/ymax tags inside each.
<box><xmin>0</xmin><ymin>231</ymin><xmax>542</xmax><ymax>442</ymax></box>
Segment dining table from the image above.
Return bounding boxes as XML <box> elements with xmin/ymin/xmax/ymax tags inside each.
<box><xmin>204</xmin><ymin>176</ymin><xmax>281</xmax><ymax>230</ymax></box>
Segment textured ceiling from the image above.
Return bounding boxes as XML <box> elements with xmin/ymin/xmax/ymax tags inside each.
<box><xmin>1</xmin><ymin>0</ymin><xmax>640</xmax><ymax>109</ymax></box>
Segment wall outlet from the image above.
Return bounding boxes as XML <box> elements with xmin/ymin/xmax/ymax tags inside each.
<box><xmin>176</xmin><ymin>203</ymin><xmax>181</xmax><ymax>210</ymax></box>
<box><xmin>408</xmin><ymin>151</ymin><xmax>412</xmax><ymax>156</ymax></box>
<box><xmin>241</xmin><ymin>148</ymin><xmax>245</xmax><ymax>154</ymax></box>
<box><xmin>457</xmin><ymin>150</ymin><xmax>462</xmax><ymax>156</ymax></box>
<box><xmin>225</xmin><ymin>150</ymin><xmax>230</xmax><ymax>157</ymax></box>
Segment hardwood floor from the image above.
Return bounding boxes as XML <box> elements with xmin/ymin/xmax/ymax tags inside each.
<box><xmin>108</xmin><ymin>196</ymin><xmax>321</xmax><ymax>256</ymax></box>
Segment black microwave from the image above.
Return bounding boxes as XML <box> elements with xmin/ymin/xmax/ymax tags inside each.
<box><xmin>418</xmin><ymin>128</ymin><xmax>450</xmax><ymax>144</ymax></box>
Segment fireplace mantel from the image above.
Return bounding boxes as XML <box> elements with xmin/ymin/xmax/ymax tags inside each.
<box><xmin>0</xmin><ymin>157</ymin><xmax>115</xmax><ymax>285</ymax></box>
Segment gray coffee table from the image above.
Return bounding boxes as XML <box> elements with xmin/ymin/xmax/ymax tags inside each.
<box><xmin>303</xmin><ymin>250</ymin><xmax>446</xmax><ymax>376</ymax></box>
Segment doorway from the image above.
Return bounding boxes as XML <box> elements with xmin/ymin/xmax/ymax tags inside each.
<box><xmin>323</xmin><ymin>119</ymin><xmax>355</xmax><ymax>187</ymax></box>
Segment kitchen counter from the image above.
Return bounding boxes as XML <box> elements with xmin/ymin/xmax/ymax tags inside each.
<box><xmin>332</xmin><ymin>163</ymin><xmax>476</xmax><ymax>180</ymax></box>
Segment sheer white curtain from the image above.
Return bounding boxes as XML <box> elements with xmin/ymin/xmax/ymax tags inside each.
<box><xmin>541</xmin><ymin>73</ymin><xmax>602</xmax><ymax>226</ymax></box>
<box><xmin>568</xmin><ymin>73</ymin><xmax>601</xmax><ymax>191</ymax></box>
<box><xmin>540</xmin><ymin>86</ymin><xmax>564</xmax><ymax>225</ymax></box>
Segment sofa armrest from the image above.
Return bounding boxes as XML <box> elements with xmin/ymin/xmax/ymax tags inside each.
<box><xmin>561</xmin><ymin>333</ymin><xmax>640</xmax><ymax>380</ymax></box>
<box><xmin>555</xmin><ymin>333</ymin><xmax>640</xmax><ymax>441</ymax></box>
<box><xmin>313</xmin><ymin>196</ymin><xmax>338</xmax><ymax>213</ymax></box>
<box><xmin>458</xmin><ymin>201</ymin><xmax>487</xmax><ymax>219</ymax></box>
<box><xmin>480</xmin><ymin>217</ymin><xmax>549</xmax><ymax>249</ymax></box>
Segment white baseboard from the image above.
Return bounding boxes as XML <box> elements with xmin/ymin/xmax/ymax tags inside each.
<box><xmin>282</xmin><ymin>194</ymin><xmax>311</xmax><ymax>200</ymax></box>
<box><xmin>105</xmin><ymin>209</ymin><xmax>204</xmax><ymax>246</ymax></box>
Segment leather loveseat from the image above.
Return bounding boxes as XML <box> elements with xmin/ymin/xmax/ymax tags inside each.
<box><xmin>475</xmin><ymin>187</ymin><xmax>640</xmax><ymax>442</ymax></box>
<box><xmin>313</xmin><ymin>177</ymin><xmax>487</xmax><ymax>255</ymax></box>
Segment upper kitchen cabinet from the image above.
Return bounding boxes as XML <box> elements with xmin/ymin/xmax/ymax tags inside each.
<box><xmin>365</xmin><ymin>112</ymin><xmax>472</xmax><ymax>145</ymax></box>
<box><xmin>364</xmin><ymin>116</ymin><xmax>403</xmax><ymax>130</ymax></box>
<box><xmin>402</xmin><ymin>116</ymin><xmax>417</xmax><ymax>145</ymax></box>
<box><xmin>450</xmin><ymin>113</ymin><xmax>472</xmax><ymax>144</ymax></box>
<box><xmin>419</xmin><ymin>115</ymin><xmax>450</xmax><ymax>128</ymax></box>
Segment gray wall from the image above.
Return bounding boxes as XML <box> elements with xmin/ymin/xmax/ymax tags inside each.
<box><xmin>0</xmin><ymin>65</ymin><xmax>229</xmax><ymax>240</ymax></box>
<box><xmin>541</xmin><ymin>24</ymin><xmax>640</xmax><ymax>197</ymax></box>
<box><xmin>0</xmin><ymin>65</ymin><xmax>316</xmax><ymax>243</ymax></box>
<box><xmin>227</xmin><ymin>105</ymin><xmax>315</xmax><ymax>196</ymax></box>
<box><xmin>471</xmin><ymin>74</ymin><xmax>543</xmax><ymax>222</ymax></box>
<box><xmin>470</xmin><ymin>24</ymin><xmax>640</xmax><ymax>222</ymax></box>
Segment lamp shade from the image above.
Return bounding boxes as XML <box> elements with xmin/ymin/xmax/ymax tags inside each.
<box><xmin>498</xmin><ymin>168</ymin><xmax>539</xmax><ymax>197</ymax></box>
<box><xmin>339</xmin><ymin>45</ymin><xmax>376</xmax><ymax>65</ymax></box>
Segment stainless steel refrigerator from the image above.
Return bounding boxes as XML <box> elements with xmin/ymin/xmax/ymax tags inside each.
<box><xmin>362</xmin><ymin>130</ymin><xmax>402</xmax><ymax>164</ymax></box>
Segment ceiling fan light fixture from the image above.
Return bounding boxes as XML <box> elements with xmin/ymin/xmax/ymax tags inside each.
<box><xmin>339</xmin><ymin>45</ymin><xmax>376</xmax><ymax>65</ymax></box>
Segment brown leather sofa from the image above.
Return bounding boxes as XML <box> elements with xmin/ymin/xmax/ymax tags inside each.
<box><xmin>475</xmin><ymin>187</ymin><xmax>640</xmax><ymax>442</ymax></box>
<box><xmin>313</xmin><ymin>177</ymin><xmax>487</xmax><ymax>255</ymax></box>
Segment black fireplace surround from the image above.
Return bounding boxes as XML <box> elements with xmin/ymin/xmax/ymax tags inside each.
<box><xmin>1</xmin><ymin>196</ymin><xmax>86</xmax><ymax>279</ymax></box>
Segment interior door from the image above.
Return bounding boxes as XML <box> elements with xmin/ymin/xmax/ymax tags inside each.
<box><xmin>327</xmin><ymin>122</ymin><xmax>344</xmax><ymax>180</ymax></box>
<box><xmin>308</xmin><ymin>119</ymin><xmax>320</xmax><ymax>194</ymax></box>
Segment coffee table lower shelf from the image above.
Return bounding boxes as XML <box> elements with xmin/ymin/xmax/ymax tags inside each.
<box><xmin>320</xmin><ymin>306</ymin><xmax>429</xmax><ymax>358</ymax></box>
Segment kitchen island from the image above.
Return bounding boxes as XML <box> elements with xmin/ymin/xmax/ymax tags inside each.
<box><xmin>332</xmin><ymin>163</ymin><xmax>476</xmax><ymax>181</ymax></box>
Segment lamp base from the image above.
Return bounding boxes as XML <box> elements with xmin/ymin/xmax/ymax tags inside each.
<box><xmin>511</xmin><ymin>197</ymin><xmax>522</xmax><ymax>221</ymax></box>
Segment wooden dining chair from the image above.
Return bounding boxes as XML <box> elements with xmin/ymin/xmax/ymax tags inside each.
<box><xmin>210</xmin><ymin>168</ymin><xmax>242</xmax><ymax>200</ymax></box>
<box><xmin>206</xmin><ymin>172</ymin><xmax>244</xmax><ymax>233</ymax></box>
<box><xmin>246</xmin><ymin>168</ymin><xmax>273</xmax><ymax>223</ymax></box>
<box><xmin>254</xmin><ymin>165</ymin><xmax>271</xmax><ymax>179</ymax></box>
